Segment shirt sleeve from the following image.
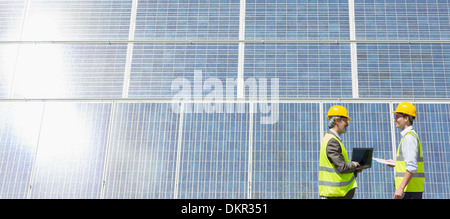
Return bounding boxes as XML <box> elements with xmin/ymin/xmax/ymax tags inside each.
<box><xmin>401</xmin><ymin>134</ymin><xmax>418</xmax><ymax>174</ymax></box>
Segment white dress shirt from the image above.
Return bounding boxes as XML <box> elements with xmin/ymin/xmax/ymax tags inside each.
<box><xmin>400</xmin><ymin>126</ymin><xmax>419</xmax><ymax>174</ymax></box>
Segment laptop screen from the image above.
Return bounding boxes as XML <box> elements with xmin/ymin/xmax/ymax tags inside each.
<box><xmin>351</xmin><ymin>148</ymin><xmax>373</xmax><ymax>168</ymax></box>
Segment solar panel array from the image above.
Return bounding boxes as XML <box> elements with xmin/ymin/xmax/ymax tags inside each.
<box><xmin>1</xmin><ymin>0</ymin><xmax>450</xmax><ymax>199</ymax></box>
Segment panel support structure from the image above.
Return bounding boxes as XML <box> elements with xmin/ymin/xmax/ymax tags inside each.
<box><xmin>26</xmin><ymin>102</ymin><xmax>46</xmax><ymax>199</ymax></box>
<box><xmin>319</xmin><ymin>102</ymin><xmax>324</xmax><ymax>139</ymax></box>
<box><xmin>237</xmin><ymin>0</ymin><xmax>246</xmax><ymax>99</ymax></box>
<box><xmin>348</xmin><ymin>0</ymin><xmax>359</xmax><ymax>98</ymax></box>
<box><xmin>173</xmin><ymin>102</ymin><xmax>185</xmax><ymax>199</ymax></box>
<box><xmin>247</xmin><ymin>102</ymin><xmax>254</xmax><ymax>199</ymax></box>
<box><xmin>389</xmin><ymin>102</ymin><xmax>398</xmax><ymax>179</ymax></box>
<box><xmin>100</xmin><ymin>101</ymin><xmax>116</xmax><ymax>199</ymax></box>
<box><xmin>122</xmin><ymin>0</ymin><xmax>139</xmax><ymax>98</ymax></box>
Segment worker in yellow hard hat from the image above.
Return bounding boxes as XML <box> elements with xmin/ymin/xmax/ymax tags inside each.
<box><xmin>319</xmin><ymin>105</ymin><xmax>362</xmax><ymax>199</ymax></box>
<box><xmin>386</xmin><ymin>102</ymin><xmax>425</xmax><ymax>199</ymax></box>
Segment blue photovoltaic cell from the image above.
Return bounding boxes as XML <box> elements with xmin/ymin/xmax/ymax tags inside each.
<box><xmin>323</xmin><ymin>103</ymin><xmax>394</xmax><ymax>199</ymax></box>
<box><xmin>0</xmin><ymin>102</ymin><xmax>44</xmax><ymax>199</ymax></box>
<box><xmin>358</xmin><ymin>44</ymin><xmax>450</xmax><ymax>98</ymax></box>
<box><xmin>104</xmin><ymin>103</ymin><xmax>179</xmax><ymax>199</ymax></box>
<box><xmin>355</xmin><ymin>0</ymin><xmax>450</xmax><ymax>40</ymax></box>
<box><xmin>135</xmin><ymin>0</ymin><xmax>240</xmax><ymax>40</ymax></box>
<box><xmin>245</xmin><ymin>43</ymin><xmax>352</xmax><ymax>98</ymax></box>
<box><xmin>178</xmin><ymin>105</ymin><xmax>249</xmax><ymax>199</ymax></box>
<box><xmin>22</xmin><ymin>0</ymin><xmax>132</xmax><ymax>41</ymax></box>
<box><xmin>252</xmin><ymin>103</ymin><xmax>320</xmax><ymax>199</ymax></box>
<box><xmin>29</xmin><ymin>103</ymin><xmax>111</xmax><ymax>199</ymax></box>
<box><xmin>129</xmin><ymin>44</ymin><xmax>238</xmax><ymax>98</ymax></box>
<box><xmin>246</xmin><ymin>0</ymin><xmax>350</xmax><ymax>40</ymax></box>
<box><xmin>404</xmin><ymin>103</ymin><xmax>450</xmax><ymax>199</ymax></box>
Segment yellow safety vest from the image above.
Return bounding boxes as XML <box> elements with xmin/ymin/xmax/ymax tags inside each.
<box><xmin>319</xmin><ymin>133</ymin><xmax>357</xmax><ymax>197</ymax></box>
<box><xmin>395</xmin><ymin>129</ymin><xmax>425</xmax><ymax>192</ymax></box>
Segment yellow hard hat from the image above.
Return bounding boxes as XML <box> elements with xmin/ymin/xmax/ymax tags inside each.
<box><xmin>327</xmin><ymin>105</ymin><xmax>351</xmax><ymax>121</ymax></box>
<box><xmin>393</xmin><ymin>102</ymin><xmax>417</xmax><ymax>117</ymax></box>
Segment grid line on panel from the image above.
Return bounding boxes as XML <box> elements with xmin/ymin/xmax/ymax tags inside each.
<box><xmin>5</xmin><ymin>40</ymin><xmax>450</xmax><ymax>45</ymax></box>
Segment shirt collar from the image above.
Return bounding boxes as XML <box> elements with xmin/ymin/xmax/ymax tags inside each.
<box><xmin>329</xmin><ymin>129</ymin><xmax>341</xmax><ymax>141</ymax></box>
<box><xmin>401</xmin><ymin>126</ymin><xmax>414</xmax><ymax>136</ymax></box>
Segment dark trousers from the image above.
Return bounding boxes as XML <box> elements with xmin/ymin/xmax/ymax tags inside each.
<box><xmin>402</xmin><ymin>192</ymin><xmax>423</xmax><ymax>199</ymax></box>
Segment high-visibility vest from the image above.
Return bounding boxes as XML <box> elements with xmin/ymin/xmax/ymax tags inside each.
<box><xmin>395</xmin><ymin>129</ymin><xmax>425</xmax><ymax>192</ymax></box>
<box><xmin>319</xmin><ymin>133</ymin><xmax>357</xmax><ymax>197</ymax></box>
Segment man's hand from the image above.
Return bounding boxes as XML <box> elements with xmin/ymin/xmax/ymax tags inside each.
<box><xmin>394</xmin><ymin>187</ymin><xmax>404</xmax><ymax>199</ymax></box>
<box><xmin>352</xmin><ymin>162</ymin><xmax>363</xmax><ymax>173</ymax></box>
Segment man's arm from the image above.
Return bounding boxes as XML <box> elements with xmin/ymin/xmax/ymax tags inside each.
<box><xmin>326</xmin><ymin>138</ymin><xmax>358</xmax><ymax>174</ymax></box>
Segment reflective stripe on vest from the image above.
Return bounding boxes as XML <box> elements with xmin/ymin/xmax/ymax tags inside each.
<box><xmin>319</xmin><ymin>133</ymin><xmax>357</xmax><ymax>197</ymax></box>
<box><xmin>395</xmin><ymin>129</ymin><xmax>425</xmax><ymax>192</ymax></box>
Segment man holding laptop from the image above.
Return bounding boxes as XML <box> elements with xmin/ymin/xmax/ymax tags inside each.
<box><xmin>319</xmin><ymin>105</ymin><xmax>364</xmax><ymax>199</ymax></box>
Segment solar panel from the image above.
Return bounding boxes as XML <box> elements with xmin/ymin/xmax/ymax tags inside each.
<box><xmin>358</xmin><ymin>43</ymin><xmax>450</xmax><ymax>98</ymax></box>
<box><xmin>9</xmin><ymin>44</ymin><xmax>127</xmax><ymax>99</ymax></box>
<box><xmin>246</xmin><ymin>0</ymin><xmax>350</xmax><ymax>40</ymax></box>
<box><xmin>355</xmin><ymin>0</ymin><xmax>450</xmax><ymax>40</ymax></box>
<box><xmin>245</xmin><ymin>43</ymin><xmax>352</xmax><ymax>98</ymax></box>
<box><xmin>29</xmin><ymin>103</ymin><xmax>111</xmax><ymax>199</ymax></box>
<box><xmin>178</xmin><ymin>104</ymin><xmax>249</xmax><ymax>198</ymax></box>
<box><xmin>252</xmin><ymin>103</ymin><xmax>320</xmax><ymax>199</ymax></box>
<box><xmin>135</xmin><ymin>0</ymin><xmax>240</xmax><ymax>40</ymax></box>
<box><xmin>129</xmin><ymin>43</ymin><xmax>238</xmax><ymax>98</ymax></box>
<box><xmin>22</xmin><ymin>0</ymin><xmax>132</xmax><ymax>41</ymax></box>
<box><xmin>0</xmin><ymin>102</ymin><xmax>44</xmax><ymax>199</ymax></box>
<box><xmin>0</xmin><ymin>0</ymin><xmax>25</xmax><ymax>41</ymax></box>
<box><xmin>0</xmin><ymin>45</ymin><xmax>17</xmax><ymax>98</ymax></box>
<box><xmin>103</xmin><ymin>103</ymin><xmax>179</xmax><ymax>199</ymax></box>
